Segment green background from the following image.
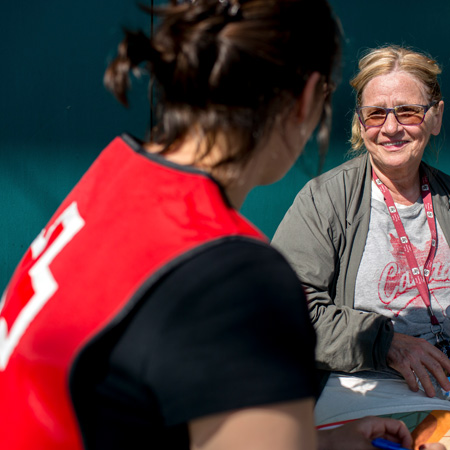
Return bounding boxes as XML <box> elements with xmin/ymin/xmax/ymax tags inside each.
<box><xmin>1</xmin><ymin>0</ymin><xmax>450</xmax><ymax>290</ymax></box>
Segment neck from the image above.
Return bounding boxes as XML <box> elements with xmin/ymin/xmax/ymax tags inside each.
<box><xmin>144</xmin><ymin>120</ymin><xmax>297</xmax><ymax>210</ymax></box>
<box><xmin>144</xmin><ymin>135</ymin><xmax>254</xmax><ymax>210</ymax></box>
<box><xmin>372</xmin><ymin>161</ymin><xmax>422</xmax><ymax>206</ymax></box>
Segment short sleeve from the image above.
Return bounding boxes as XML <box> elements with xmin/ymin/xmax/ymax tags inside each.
<box><xmin>142</xmin><ymin>238</ymin><xmax>318</xmax><ymax>425</ymax></box>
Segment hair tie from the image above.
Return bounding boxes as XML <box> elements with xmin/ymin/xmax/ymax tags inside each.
<box><xmin>217</xmin><ymin>0</ymin><xmax>241</xmax><ymax>17</ymax></box>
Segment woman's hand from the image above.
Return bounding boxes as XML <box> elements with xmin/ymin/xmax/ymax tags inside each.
<box><xmin>318</xmin><ymin>416</ymin><xmax>412</xmax><ymax>450</ymax></box>
<box><xmin>387</xmin><ymin>332</ymin><xmax>450</xmax><ymax>397</ymax></box>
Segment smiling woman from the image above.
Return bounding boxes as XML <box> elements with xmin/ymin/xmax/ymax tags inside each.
<box><xmin>358</xmin><ymin>71</ymin><xmax>443</xmax><ymax>204</ymax></box>
<box><xmin>272</xmin><ymin>45</ymin><xmax>450</xmax><ymax>428</ymax></box>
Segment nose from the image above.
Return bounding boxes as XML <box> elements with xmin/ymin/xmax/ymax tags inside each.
<box><xmin>382</xmin><ymin>110</ymin><xmax>401</xmax><ymax>134</ymax></box>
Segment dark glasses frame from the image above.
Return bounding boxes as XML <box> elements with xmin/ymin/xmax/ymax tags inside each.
<box><xmin>356</xmin><ymin>100</ymin><xmax>438</xmax><ymax>128</ymax></box>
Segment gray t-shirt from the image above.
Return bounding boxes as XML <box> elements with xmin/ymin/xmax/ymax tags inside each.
<box><xmin>316</xmin><ymin>181</ymin><xmax>450</xmax><ymax>424</ymax></box>
<box><xmin>355</xmin><ymin>181</ymin><xmax>450</xmax><ymax>343</ymax></box>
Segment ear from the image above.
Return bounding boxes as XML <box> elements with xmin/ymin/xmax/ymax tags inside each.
<box><xmin>296</xmin><ymin>72</ymin><xmax>323</xmax><ymax>123</ymax></box>
<box><xmin>359</xmin><ymin>115</ymin><xmax>366</xmax><ymax>136</ymax></box>
<box><xmin>431</xmin><ymin>100</ymin><xmax>444</xmax><ymax>136</ymax></box>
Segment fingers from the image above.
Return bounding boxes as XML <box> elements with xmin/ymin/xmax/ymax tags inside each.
<box><xmin>387</xmin><ymin>333</ymin><xmax>450</xmax><ymax>397</ymax></box>
<box><xmin>400</xmin><ymin>366</ymin><xmax>420</xmax><ymax>393</ymax></box>
<box><xmin>431</xmin><ymin>345</ymin><xmax>450</xmax><ymax>374</ymax></box>
<box><xmin>425</xmin><ymin>349</ymin><xmax>450</xmax><ymax>391</ymax></box>
<box><xmin>412</xmin><ymin>365</ymin><xmax>436</xmax><ymax>398</ymax></box>
<box><xmin>354</xmin><ymin>416</ymin><xmax>413</xmax><ymax>449</ymax></box>
<box><xmin>320</xmin><ymin>416</ymin><xmax>413</xmax><ymax>450</ymax></box>
<box><xmin>380</xmin><ymin>418</ymin><xmax>412</xmax><ymax>448</ymax></box>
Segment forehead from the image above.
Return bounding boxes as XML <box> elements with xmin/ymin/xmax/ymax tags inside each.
<box><xmin>361</xmin><ymin>71</ymin><xmax>428</xmax><ymax>106</ymax></box>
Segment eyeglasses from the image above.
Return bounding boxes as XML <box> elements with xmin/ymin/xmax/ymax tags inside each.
<box><xmin>356</xmin><ymin>101</ymin><xmax>438</xmax><ymax>128</ymax></box>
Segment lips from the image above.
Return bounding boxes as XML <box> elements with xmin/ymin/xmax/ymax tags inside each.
<box><xmin>380</xmin><ymin>140</ymin><xmax>408</xmax><ymax>148</ymax></box>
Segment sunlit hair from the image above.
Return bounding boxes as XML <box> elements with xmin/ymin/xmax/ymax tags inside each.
<box><xmin>104</xmin><ymin>0</ymin><xmax>341</xmax><ymax>170</ymax></box>
<box><xmin>349</xmin><ymin>45</ymin><xmax>442</xmax><ymax>154</ymax></box>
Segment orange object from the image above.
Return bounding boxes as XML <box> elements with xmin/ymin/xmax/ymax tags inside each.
<box><xmin>412</xmin><ymin>410</ymin><xmax>450</xmax><ymax>449</ymax></box>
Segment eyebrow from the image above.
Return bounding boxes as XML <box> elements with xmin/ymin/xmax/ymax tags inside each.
<box><xmin>361</xmin><ymin>101</ymin><xmax>424</xmax><ymax>107</ymax></box>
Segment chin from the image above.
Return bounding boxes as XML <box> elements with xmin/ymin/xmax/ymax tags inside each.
<box><xmin>373</xmin><ymin>152</ymin><xmax>419</xmax><ymax>171</ymax></box>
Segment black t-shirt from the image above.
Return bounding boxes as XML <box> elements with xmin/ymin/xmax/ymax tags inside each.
<box><xmin>71</xmin><ymin>239</ymin><xmax>317</xmax><ymax>449</ymax></box>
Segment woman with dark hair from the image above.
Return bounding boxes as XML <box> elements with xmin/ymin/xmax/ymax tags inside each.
<box><xmin>0</xmin><ymin>3</ymin><xmax>432</xmax><ymax>450</ymax></box>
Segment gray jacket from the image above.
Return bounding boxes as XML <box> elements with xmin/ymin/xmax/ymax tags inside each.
<box><xmin>272</xmin><ymin>153</ymin><xmax>450</xmax><ymax>373</ymax></box>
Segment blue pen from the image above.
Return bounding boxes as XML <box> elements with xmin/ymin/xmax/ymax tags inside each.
<box><xmin>371</xmin><ymin>438</ymin><xmax>410</xmax><ymax>450</ymax></box>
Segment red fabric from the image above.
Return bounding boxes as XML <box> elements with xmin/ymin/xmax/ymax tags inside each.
<box><xmin>0</xmin><ymin>137</ymin><xmax>266</xmax><ymax>449</ymax></box>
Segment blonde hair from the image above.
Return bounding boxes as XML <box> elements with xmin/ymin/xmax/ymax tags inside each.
<box><xmin>349</xmin><ymin>45</ymin><xmax>442</xmax><ymax>153</ymax></box>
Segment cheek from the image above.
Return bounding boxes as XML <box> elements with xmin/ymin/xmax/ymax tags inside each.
<box><xmin>361</xmin><ymin>127</ymin><xmax>378</xmax><ymax>145</ymax></box>
<box><xmin>408</xmin><ymin>127</ymin><xmax>431</xmax><ymax>144</ymax></box>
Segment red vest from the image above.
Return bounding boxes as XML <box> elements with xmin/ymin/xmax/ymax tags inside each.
<box><xmin>0</xmin><ymin>136</ymin><xmax>266</xmax><ymax>449</ymax></box>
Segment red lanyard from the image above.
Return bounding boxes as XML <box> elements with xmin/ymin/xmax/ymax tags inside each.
<box><xmin>372</xmin><ymin>168</ymin><xmax>439</xmax><ymax>328</ymax></box>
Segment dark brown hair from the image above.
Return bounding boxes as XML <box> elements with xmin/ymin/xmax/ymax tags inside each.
<box><xmin>105</xmin><ymin>0</ymin><xmax>341</xmax><ymax>166</ymax></box>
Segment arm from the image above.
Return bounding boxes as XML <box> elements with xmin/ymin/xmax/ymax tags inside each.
<box><xmin>273</xmin><ymin>186</ymin><xmax>450</xmax><ymax>394</ymax></box>
<box><xmin>189</xmin><ymin>399</ymin><xmax>316</xmax><ymax>450</ymax></box>
<box><xmin>272</xmin><ymin>188</ymin><xmax>393</xmax><ymax>372</ymax></box>
<box><xmin>191</xmin><ymin>408</ymin><xmax>445</xmax><ymax>450</ymax></box>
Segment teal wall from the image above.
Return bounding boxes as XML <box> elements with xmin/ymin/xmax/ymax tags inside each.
<box><xmin>1</xmin><ymin>0</ymin><xmax>450</xmax><ymax>290</ymax></box>
<box><xmin>0</xmin><ymin>0</ymin><xmax>152</xmax><ymax>288</ymax></box>
<box><xmin>241</xmin><ymin>1</ymin><xmax>450</xmax><ymax>237</ymax></box>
